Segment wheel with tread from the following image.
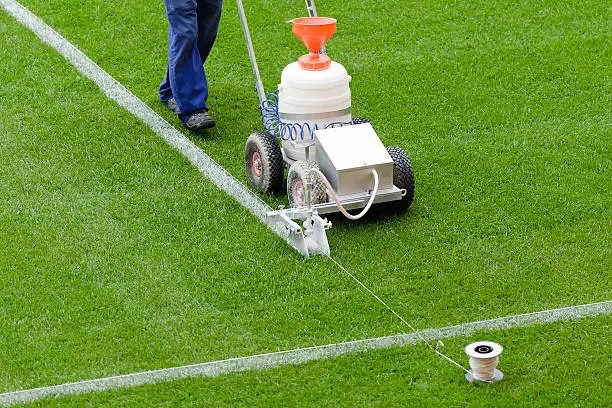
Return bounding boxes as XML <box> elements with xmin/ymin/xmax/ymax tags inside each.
<box><xmin>351</xmin><ymin>116</ymin><xmax>371</xmax><ymax>125</ymax></box>
<box><xmin>287</xmin><ymin>161</ymin><xmax>327</xmax><ymax>208</ymax></box>
<box><xmin>244</xmin><ymin>131</ymin><xmax>284</xmax><ymax>193</ymax></box>
<box><xmin>386</xmin><ymin>146</ymin><xmax>415</xmax><ymax>210</ymax></box>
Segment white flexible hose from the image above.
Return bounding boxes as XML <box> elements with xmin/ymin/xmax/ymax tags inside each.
<box><xmin>311</xmin><ymin>168</ymin><xmax>379</xmax><ymax>220</ymax></box>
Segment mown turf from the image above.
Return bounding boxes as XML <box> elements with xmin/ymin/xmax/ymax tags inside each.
<box><xmin>12</xmin><ymin>0</ymin><xmax>609</xmax><ymax>317</ymax></box>
<box><xmin>26</xmin><ymin>315</ymin><xmax>612</xmax><ymax>407</ymax></box>
<box><xmin>1</xmin><ymin>0</ymin><xmax>611</xmax><ymax>405</ymax></box>
<box><xmin>0</xmin><ymin>10</ymin><xmax>410</xmax><ymax>392</ymax></box>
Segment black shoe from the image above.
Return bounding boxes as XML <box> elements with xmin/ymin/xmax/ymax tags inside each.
<box><xmin>163</xmin><ymin>98</ymin><xmax>181</xmax><ymax>114</ymax></box>
<box><xmin>184</xmin><ymin>111</ymin><xmax>215</xmax><ymax>131</ymax></box>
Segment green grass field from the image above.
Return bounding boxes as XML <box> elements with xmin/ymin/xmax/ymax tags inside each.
<box><xmin>1</xmin><ymin>0</ymin><xmax>610</xmax><ymax>406</ymax></box>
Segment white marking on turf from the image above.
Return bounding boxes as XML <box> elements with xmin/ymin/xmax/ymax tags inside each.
<box><xmin>0</xmin><ymin>300</ymin><xmax>610</xmax><ymax>406</ymax></box>
<box><xmin>0</xmin><ymin>0</ymin><xmax>297</xmax><ymax>250</ymax></box>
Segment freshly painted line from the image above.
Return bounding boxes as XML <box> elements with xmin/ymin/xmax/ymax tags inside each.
<box><xmin>1</xmin><ymin>300</ymin><xmax>610</xmax><ymax>406</ymax></box>
<box><xmin>0</xmin><ymin>0</ymin><xmax>295</xmax><ymax>249</ymax></box>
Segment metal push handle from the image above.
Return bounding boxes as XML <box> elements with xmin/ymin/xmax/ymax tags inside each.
<box><xmin>236</xmin><ymin>0</ymin><xmax>267</xmax><ymax>104</ymax></box>
<box><xmin>304</xmin><ymin>0</ymin><xmax>316</xmax><ymax>16</ymax></box>
<box><xmin>237</xmin><ymin>0</ymin><xmax>327</xmax><ymax>105</ymax></box>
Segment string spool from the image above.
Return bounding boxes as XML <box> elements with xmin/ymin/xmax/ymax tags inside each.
<box><xmin>464</xmin><ymin>341</ymin><xmax>503</xmax><ymax>383</ymax></box>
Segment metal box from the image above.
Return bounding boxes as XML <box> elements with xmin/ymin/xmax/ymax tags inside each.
<box><xmin>314</xmin><ymin>123</ymin><xmax>394</xmax><ymax>196</ymax></box>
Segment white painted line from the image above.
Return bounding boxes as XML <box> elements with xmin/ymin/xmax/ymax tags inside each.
<box><xmin>1</xmin><ymin>300</ymin><xmax>610</xmax><ymax>406</ymax></box>
<box><xmin>0</xmin><ymin>0</ymin><xmax>296</xmax><ymax>249</ymax></box>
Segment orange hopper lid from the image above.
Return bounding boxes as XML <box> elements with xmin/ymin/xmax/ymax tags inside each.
<box><xmin>291</xmin><ymin>17</ymin><xmax>337</xmax><ymax>71</ymax></box>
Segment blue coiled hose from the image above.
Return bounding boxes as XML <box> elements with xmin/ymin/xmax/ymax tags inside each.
<box><xmin>260</xmin><ymin>91</ymin><xmax>351</xmax><ymax>141</ymax></box>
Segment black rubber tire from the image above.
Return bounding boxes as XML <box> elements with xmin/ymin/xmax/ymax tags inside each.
<box><xmin>244</xmin><ymin>131</ymin><xmax>284</xmax><ymax>193</ymax></box>
<box><xmin>351</xmin><ymin>116</ymin><xmax>371</xmax><ymax>125</ymax></box>
<box><xmin>286</xmin><ymin>161</ymin><xmax>328</xmax><ymax>208</ymax></box>
<box><xmin>386</xmin><ymin>146</ymin><xmax>415</xmax><ymax>210</ymax></box>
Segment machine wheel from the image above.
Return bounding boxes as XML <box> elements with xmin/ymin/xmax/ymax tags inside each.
<box><xmin>351</xmin><ymin>116</ymin><xmax>371</xmax><ymax>125</ymax></box>
<box><xmin>245</xmin><ymin>131</ymin><xmax>284</xmax><ymax>193</ymax></box>
<box><xmin>386</xmin><ymin>146</ymin><xmax>415</xmax><ymax>210</ymax></box>
<box><xmin>287</xmin><ymin>161</ymin><xmax>327</xmax><ymax>208</ymax></box>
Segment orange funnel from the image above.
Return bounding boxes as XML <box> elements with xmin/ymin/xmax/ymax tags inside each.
<box><xmin>292</xmin><ymin>17</ymin><xmax>336</xmax><ymax>70</ymax></box>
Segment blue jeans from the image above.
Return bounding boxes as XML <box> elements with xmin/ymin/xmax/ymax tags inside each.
<box><xmin>159</xmin><ymin>0</ymin><xmax>222</xmax><ymax>123</ymax></box>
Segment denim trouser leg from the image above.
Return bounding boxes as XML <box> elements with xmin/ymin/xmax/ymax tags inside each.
<box><xmin>159</xmin><ymin>0</ymin><xmax>222</xmax><ymax>123</ymax></box>
<box><xmin>196</xmin><ymin>0</ymin><xmax>222</xmax><ymax>65</ymax></box>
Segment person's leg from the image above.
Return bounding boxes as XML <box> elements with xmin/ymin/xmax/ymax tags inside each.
<box><xmin>159</xmin><ymin>66</ymin><xmax>181</xmax><ymax>114</ymax></box>
<box><xmin>196</xmin><ymin>0</ymin><xmax>222</xmax><ymax>64</ymax></box>
<box><xmin>162</xmin><ymin>0</ymin><xmax>208</xmax><ymax>123</ymax></box>
<box><xmin>158</xmin><ymin>67</ymin><xmax>173</xmax><ymax>103</ymax></box>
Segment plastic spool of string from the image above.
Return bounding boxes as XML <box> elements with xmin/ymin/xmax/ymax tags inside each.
<box><xmin>464</xmin><ymin>341</ymin><xmax>504</xmax><ymax>383</ymax></box>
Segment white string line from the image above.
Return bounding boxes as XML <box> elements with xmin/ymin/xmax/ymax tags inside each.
<box><xmin>0</xmin><ymin>0</ymin><xmax>303</xmax><ymax>251</ymax></box>
<box><xmin>325</xmin><ymin>254</ymin><xmax>470</xmax><ymax>374</ymax></box>
<box><xmin>0</xmin><ymin>300</ymin><xmax>609</xmax><ymax>407</ymax></box>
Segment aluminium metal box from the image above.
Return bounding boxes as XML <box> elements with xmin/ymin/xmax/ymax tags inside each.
<box><xmin>314</xmin><ymin>123</ymin><xmax>394</xmax><ymax>197</ymax></box>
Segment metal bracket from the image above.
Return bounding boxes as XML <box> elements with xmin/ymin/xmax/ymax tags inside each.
<box><xmin>267</xmin><ymin>183</ymin><xmax>402</xmax><ymax>257</ymax></box>
<box><xmin>304</xmin><ymin>213</ymin><xmax>331</xmax><ymax>256</ymax></box>
<box><xmin>268</xmin><ymin>209</ymin><xmax>331</xmax><ymax>258</ymax></box>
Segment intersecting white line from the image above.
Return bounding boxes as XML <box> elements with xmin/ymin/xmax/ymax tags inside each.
<box><xmin>1</xmin><ymin>301</ymin><xmax>609</xmax><ymax>406</ymax></box>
